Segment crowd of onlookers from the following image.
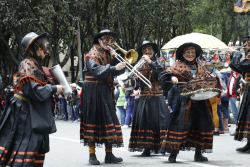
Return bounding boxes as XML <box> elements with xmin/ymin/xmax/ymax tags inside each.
<box><xmin>53</xmin><ymin>83</ymin><xmax>82</xmax><ymax>123</ymax></box>
<box><xmin>0</xmin><ymin>82</ymin><xmax>82</xmax><ymax>123</ymax></box>
<box><xmin>0</xmin><ymin>85</ymin><xmax>14</xmax><ymax>117</ymax></box>
<box><xmin>0</xmin><ymin>61</ymin><xmax>242</xmax><ymax>131</ymax></box>
<box><xmin>115</xmin><ymin>78</ymin><xmax>139</xmax><ymax>129</ymax></box>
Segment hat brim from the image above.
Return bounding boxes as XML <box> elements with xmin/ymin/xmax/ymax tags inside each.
<box><xmin>175</xmin><ymin>42</ymin><xmax>202</xmax><ymax>60</ymax></box>
<box><xmin>137</xmin><ymin>42</ymin><xmax>158</xmax><ymax>58</ymax></box>
<box><xmin>93</xmin><ymin>32</ymin><xmax>118</xmax><ymax>44</ymax></box>
<box><xmin>25</xmin><ymin>32</ymin><xmax>48</xmax><ymax>51</ymax></box>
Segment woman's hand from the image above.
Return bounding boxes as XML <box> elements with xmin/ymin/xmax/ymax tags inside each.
<box><xmin>142</xmin><ymin>55</ymin><xmax>151</xmax><ymax>64</ymax></box>
<box><xmin>171</xmin><ymin>77</ymin><xmax>178</xmax><ymax>84</ymax></box>
<box><xmin>56</xmin><ymin>85</ymin><xmax>65</xmax><ymax>93</ymax></box>
<box><xmin>226</xmin><ymin>47</ymin><xmax>236</xmax><ymax>54</ymax></box>
<box><xmin>240</xmin><ymin>83</ymin><xmax>243</xmax><ymax>88</ymax></box>
<box><xmin>237</xmin><ymin>88</ymin><xmax>241</xmax><ymax>94</ymax></box>
<box><xmin>115</xmin><ymin>62</ymin><xmax>126</xmax><ymax>70</ymax></box>
<box><xmin>217</xmin><ymin>98</ymin><xmax>221</xmax><ymax>105</ymax></box>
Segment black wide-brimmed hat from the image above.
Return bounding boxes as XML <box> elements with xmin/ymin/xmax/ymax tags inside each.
<box><xmin>21</xmin><ymin>32</ymin><xmax>47</xmax><ymax>51</ymax></box>
<box><xmin>137</xmin><ymin>40</ymin><xmax>158</xmax><ymax>57</ymax></box>
<box><xmin>92</xmin><ymin>29</ymin><xmax>118</xmax><ymax>44</ymax></box>
<box><xmin>176</xmin><ymin>42</ymin><xmax>202</xmax><ymax>60</ymax></box>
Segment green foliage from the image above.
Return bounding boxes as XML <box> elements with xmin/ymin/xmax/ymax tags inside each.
<box><xmin>0</xmin><ymin>0</ymin><xmax>249</xmax><ymax>86</ymax></box>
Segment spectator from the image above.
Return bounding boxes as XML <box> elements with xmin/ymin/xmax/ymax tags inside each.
<box><xmin>122</xmin><ymin>90</ymin><xmax>135</xmax><ymax>129</ymax></box>
<box><xmin>209</xmin><ymin>68</ymin><xmax>222</xmax><ymax>136</ymax></box>
<box><xmin>168</xmin><ymin>83</ymin><xmax>180</xmax><ymax>116</ymax></box>
<box><xmin>217</xmin><ymin>70</ymin><xmax>230</xmax><ymax>134</ymax></box>
<box><xmin>57</xmin><ymin>98</ymin><xmax>64</xmax><ymax>120</ymax></box>
<box><xmin>0</xmin><ymin>80</ymin><xmax>2</xmax><ymax>95</ymax></box>
<box><xmin>59</xmin><ymin>94</ymin><xmax>68</xmax><ymax>121</ymax></box>
<box><xmin>234</xmin><ymin>74</ymin><xmax>245</xmax><ymax>107</ymax></box>
<box><xmin>66</xmin><ymin>94</ymin><xmax>72</xmax><ymax>121</ymax></box>
<box><xmin>115</xmin><ymin>82</ymin><xmax>121</xmax><ymax>124</ymax></box>
<box><xmin>116</xmin><ymin>86</ymin><xmax>126</xmax><ymax>126</ymax></box>
<box><xmin>4</xmin><ymin>86</ymin><xmax>14</xmax><ymax>102</ymax></box>
<box><xmin>227</xmin><ymin>71</ymin><xmax>240</xmax><ymax>130</ymax></box>
<box><xmin>70</xmin><ymin>83</ymin><xmax>79</xmax><ymax>123</ymax></box>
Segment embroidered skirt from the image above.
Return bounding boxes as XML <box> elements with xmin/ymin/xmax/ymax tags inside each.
<box><xmin>235</xmin><ymin>83</ymin><xmax>250</xmax><ymax>141</ymax></box>
<box><xmin>128</xmin><ymin>95</ymin><xmax>170</xmax><ymax>153</ymax></box>
<box><xmin>0</xmin><ymin>94</ymin><xmax>45</xmax><ymax>167</ymax></box>
<box><xmin>80</xmin><ymin>82</ymin><xmax>123</xmax><ymax>147</ymax></box>
<box><xmin>160</xmin><ymin>96</ymin><xmax>214</xmax><ymax>154</ymax></box>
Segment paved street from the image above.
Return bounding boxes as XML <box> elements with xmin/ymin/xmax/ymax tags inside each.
<box><xmin>44</xmin><ymin>120</ymin><xmax>249</xmax><ymax>167</ymax></box>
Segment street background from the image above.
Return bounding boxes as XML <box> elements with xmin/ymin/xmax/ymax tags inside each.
<box><xmin>44</xmin><ymin>120</ymin><xmax>249</xmax><ymax>167</ymax></box>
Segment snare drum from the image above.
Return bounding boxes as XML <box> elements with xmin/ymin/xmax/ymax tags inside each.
<box><xmin>180</xmin><ymin>77</ymin><xmax>221</xmax><ymax>101</ymax></box>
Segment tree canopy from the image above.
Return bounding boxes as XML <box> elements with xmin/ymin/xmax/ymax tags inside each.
<box><xmin>0</xmin><ymin>0</ymin><xmax>248</xmax><ymax>87</ymax></box>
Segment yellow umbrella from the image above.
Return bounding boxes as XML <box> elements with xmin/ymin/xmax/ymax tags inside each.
<box><xmin>162</xmin><ymin>32</ymin><xmax>228</xmax><ymax>50</ymax></box>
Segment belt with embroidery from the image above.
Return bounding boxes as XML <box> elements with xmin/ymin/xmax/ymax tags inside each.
<box><xmin>14</xmin><ymin>92</ymin><xmax>28</xmax><ymax>102</ymax></box>
<box><xmin>84</xmin><ymin>72</ymin><xmax>106</xmax><ymax>83</ymax></box>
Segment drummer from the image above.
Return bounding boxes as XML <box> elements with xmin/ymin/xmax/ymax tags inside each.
<box><xmin>159</xmin><ymin>42</ymin><xmax>220</xmax><ymax>163</ymax></box>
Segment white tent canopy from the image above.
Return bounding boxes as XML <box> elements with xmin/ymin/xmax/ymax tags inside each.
<box><xmin>161</xmin><ymin>32</ymin><xmax>228</xmax><ymax>50</ymax></box>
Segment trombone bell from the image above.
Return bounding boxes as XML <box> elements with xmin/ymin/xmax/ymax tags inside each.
<box><xmin>112</xmin><ymin>43</ymin><xmax>138</xmax><ymax>64</ymax></box>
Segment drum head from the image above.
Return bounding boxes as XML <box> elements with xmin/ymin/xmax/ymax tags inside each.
<box><xmin>190</xmin><ymin>91</ymin><xmax>219</xmax><ymax>101</ymax></box>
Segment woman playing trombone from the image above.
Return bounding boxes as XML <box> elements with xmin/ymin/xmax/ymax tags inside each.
<box><xmin>128</xmin><ymin>41</ymin><xmax>170</xmax><ymax>156</ymax></box>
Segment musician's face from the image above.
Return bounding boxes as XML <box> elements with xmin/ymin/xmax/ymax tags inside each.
<box><xmin>98</xmin><ymin>35</ymin><xmax>114</xmax><ymax>50</ymax></box>
<box><xmin>142</xmin><ymin>45</ymin><xmax>154</xmax><ymax>58</ymax></box>
<box><xmin>43</xmin><ymin>41</ymin><xmax>50</xmax><ymax>56</ymax></box>
<box><xmin>36</xmin><ymin>41</ymin><xmax>49</xmax><ymax>59</ymax></box>
<box><xmin>183</xmin><ymin>47</ymin><xmax>196</xmax><ymax>62</ymax></box>
<box><xmin>37</xmin><ymin>48</ymin><xmax>47</xmax><ymax>59</ymax></box>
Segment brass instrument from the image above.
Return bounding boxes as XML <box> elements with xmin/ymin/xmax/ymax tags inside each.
<box><xmin>108</xmin><ymin>43</ymin><xmax>152</xmax><ymax>89</ymax></box>
<box><xmin>112</xmin><ymin>43</ymin><xmax>138</xmax><ymax>64</ymax></box>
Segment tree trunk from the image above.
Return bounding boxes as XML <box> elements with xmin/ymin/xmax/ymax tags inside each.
<box><xmin>60</xmin><ymin>32</ymin><xmax>76</xmax><ymax>68</ymax></box>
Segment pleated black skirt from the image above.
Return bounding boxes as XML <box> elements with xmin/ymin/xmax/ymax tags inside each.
<box><xmin>160</xmin><ymin>96</ymin><xmax>214</xmax><ymax>154</ymax></box>
<box><xmin>80</xmin><ymin>82</ymin><xmax>123</xmax><ymax>147</ymax></box>
<box><xmin>128</xmin><ymin>95</ymin><xmax>170</xmax><ymax>153</ymax></box>
<box><xmin>0</xmin><ymin>94</ymin><xmax>45</xmax><ymax>167</ymax></box>
<box><xmin>235</xmin><ymin>83</ymin><xmax>250</xmax><ymax>141</ymax></box>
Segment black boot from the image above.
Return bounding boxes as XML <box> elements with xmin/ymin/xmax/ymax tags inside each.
<box><xmin>194</xmin><ymin>151</ymin><xmax>208</xmax><ymax>161</ymax></box>
<box><xmin>89</xmin><ymin>153</ymin><xmax>100</xmax><ymax>165</ymax></box>
<box><xmin>168</xmin><ymin>153</ymin><xmax>177</xmax><ymax>163</ymax></box>
<box><xmin>141</xmin><ymin>148</ymin><xmax>150</xmax><ymax>156</ymax></box>
<box><xmin>236</xmin><ymin>141</ymin><xmax>250</xmax><ymax>152</ymax></box>
<box><xmin>105</xmin><ymin>152</ymin><xmax>123</xmax><ymax>163</ymax></box>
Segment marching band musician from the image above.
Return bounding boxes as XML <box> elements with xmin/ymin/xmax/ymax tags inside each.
<box><xmin>158</xmin><ymin>42</ymin><xmax>220</xmax><ymax>163</ymax></box>
<box><xmin>128</xmin><ymin>41</ymin><xmax>170</xmax><ymax>156</ymax></box>
<box><xmin>80</xmin><ymin>29</ymin><xmax>126</xmax><ymax>165</ymax></box>
<box><xmin>0</xmin><ymin>32</ymin><xmax>64</xmax><ymax>167</ymax></box>
<box><xmin>228</xmin><ymin>48</ymin><xmax>250</xmax><ymax>153</ymax></box>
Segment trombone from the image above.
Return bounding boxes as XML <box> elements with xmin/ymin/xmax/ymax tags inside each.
<box><xmin>107</xmin><ymin>43</ymin><xmax>152</xmax><ymax>89</ymax></box>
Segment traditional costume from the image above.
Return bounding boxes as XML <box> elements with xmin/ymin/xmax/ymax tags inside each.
<box><xmin>80</xmin><ymin>29</ymin><xmax>125</xmax><ymax>165</ymax></box>
<box><xmin>128</xmin><ymin>41</ymin><xmax>170</xmax><ymax>155</ymax></box>
<box><xmin>158</xmin><ymin>43</ymin><xmax>220</xmax><ymax>162</ymax></box>
<box><xmin>0</xmin><ymin>32</ymin><xmax>57</xmax><ymax>167</ymax></box>
<box><xmin>229</xmin><ymin>50</ymin><xmax>250</xmax><ymax>152</ymax></box>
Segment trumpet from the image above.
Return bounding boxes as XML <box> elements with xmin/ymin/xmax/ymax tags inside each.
<box><xmin>108</xmin><ymin>43</ymin><xmax>152</xmax><ymax>89</ymax></box>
